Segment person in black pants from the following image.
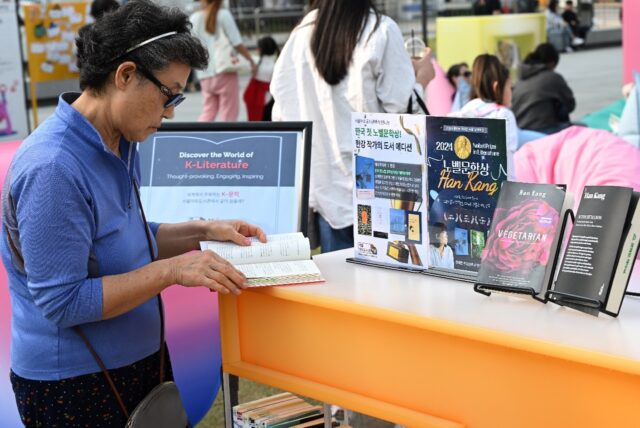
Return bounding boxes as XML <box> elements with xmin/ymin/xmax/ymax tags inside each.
<box><xmin>562</xmin><ymin>0</ymin><xmax>590</xmax><ymax>40</ymax></box>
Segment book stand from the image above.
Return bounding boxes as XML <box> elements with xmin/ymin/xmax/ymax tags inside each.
<box><xmin>345</xmin><ymin>258</ymin><xmax>478</xmax><ymax>283</ymax></box>
<box><xmin>544</xmin><ymin>210</ymin><xmax>640</xmax><ymax>316</ymax></box>
<box><xmin>473</xmin><ymin>209</ymin><xmax>576</xmax><ymax>304</ymax></box>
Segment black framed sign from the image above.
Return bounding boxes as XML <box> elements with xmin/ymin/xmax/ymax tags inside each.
<box><xmin>138</xmin><ymin>122</ymin><xmax>312</xmax><ymax>235</ymax></box>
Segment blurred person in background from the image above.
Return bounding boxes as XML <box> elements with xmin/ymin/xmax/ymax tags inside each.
<box><xmin>545</xmin><ymin>0</ymin><xmax>583</xmax><ymax>53</ymax></box>
<box><xmin>562</xmin><ymin>0</ymin><xmax>590</xmax><ymax>41</ymax></box>
<box><xmin>450</xmin><ymin>54</ymin><xmax>517</xmax><ymax>179</ymax></box>
<box><xmin>473</xmin><ymin>0</ymin><xmax>502</xmax><ymax>15</ymax></box>
<box><xmin>190</xmin><ymin>0</ymin><xmax>256</xmax><ymax>121</ymax></box>
<box><xmin>512</xmin><ymin>43</ymin><xmax>575</xmax><ymax>135</ymax></box>
<box><xmin>243</xmin><ymin>35</ymin><xmax>279</xmax><ymax>121</ymax></box>
<box><xmin>446</xmin><ymin>62</ymin><xmax>472</xmax><ymax>112</ymax></box>
<box><xmin>270</xmin><ymin>0</ymin><xmax>435</xmax><ymax>253</ymax></box>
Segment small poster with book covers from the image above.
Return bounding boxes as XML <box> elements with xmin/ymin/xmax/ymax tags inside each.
<box><xmin>352</xmin><ymin>112</ymin><xmax>429</xmax><ymax>269</ymax></box>
<box><xmin>426</xmin><ymin>116</ymin><xmax>507</xmax><ymax>273</ymax></box>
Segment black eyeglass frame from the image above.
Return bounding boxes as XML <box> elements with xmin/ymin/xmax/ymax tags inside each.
<box><xmin>136</xmin><ymin>64</ymin><xmax>186</xmax><ymax>109</ymax></box>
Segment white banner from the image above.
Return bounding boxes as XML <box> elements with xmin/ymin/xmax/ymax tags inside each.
<box><xmin>0</xmin><ymin>2</ymin><xmax>29</xmax><ymax>142</ymax></box>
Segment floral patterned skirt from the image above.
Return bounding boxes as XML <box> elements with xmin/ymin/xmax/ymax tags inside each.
<box><xmin>10</xmin><ymin>345</ymin><xmax>173</xmax><ymax>427</ymax></box>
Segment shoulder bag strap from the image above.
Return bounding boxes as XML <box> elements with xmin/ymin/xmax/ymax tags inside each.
<box><xmin>73</xmin><ymin>176</ymin><xmax>165</xmax><ymax>419</ymax></box>
<box><xmin>406</xmin><ymin>89</ymin><xmax>430</xmax><ymax>116</ymax></box>
<box><xmin>132</xmin><ymin>178</ymin><xmax>166</xmax><ymax>384</ymax></box>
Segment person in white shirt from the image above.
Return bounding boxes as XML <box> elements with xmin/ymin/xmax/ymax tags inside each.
<box><xmin>450</xmin><ymin>54</ymin><xmax>517</xmax><ymax>181</ymax></box>
<box><xmin>270</xmin><ymin>0</ymin><xmax>435</xmax><ymax>253</ymax></box>
<box><xmin>190</xmin><ymin>0</ymin><xmax>256</xmax><ymax>121</ymax></box>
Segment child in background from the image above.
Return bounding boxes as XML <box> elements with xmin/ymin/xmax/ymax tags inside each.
<box><xmin>449</xmin><ymin>54</ymin><xmax>517</xmax><ymax>180</ymax></box>
<box><xmin>243</xmin><ymin>36</ymin><xmax>279</xmax><ymax>121</ymax></box>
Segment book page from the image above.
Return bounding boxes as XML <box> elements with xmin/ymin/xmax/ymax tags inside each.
<box><xmin>238</xmin><ymin>260</ymin><xmax>321</xmax><ymax>278</ymax></box>
<box><xmin>200</xmin><ymin>233</ymin><xmax>310</xmax><ymax>265</ymax></box>
<box><xmin>237</xmin><ymin>260</ymin><xmax>324</xmax><ymax>287</ymax></box>
<box><xmin>200</xmin><ymin>233</ymin><xmax>304</xmax><ymax>251</ymax></box>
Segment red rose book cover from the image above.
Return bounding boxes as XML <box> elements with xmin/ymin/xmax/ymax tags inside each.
<box><xmin>477</xmin><ymin>182</ymin><xmax>571</xmax><ymax>297</ymax></box>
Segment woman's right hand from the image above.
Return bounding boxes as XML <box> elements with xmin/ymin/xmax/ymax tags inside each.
<box><xmin>412</xmin><ymin>47</ymin><xmax>436</xmax><ymax>89</ymax></box>
<box><xmin>168</xmin><ymin>250</ymin><xmax>247</xmax><ymax>295</ymax></box>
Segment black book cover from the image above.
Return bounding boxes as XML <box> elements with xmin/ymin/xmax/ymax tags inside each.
<box><xmin>477</xmin><ymin>182</ymin><xmax>567</xmax><ymax>295</ymax></box>
<box><xmin>553</xmin><ymin>186</ymin><xmax>633</xmax><ymax>306</ymax></box>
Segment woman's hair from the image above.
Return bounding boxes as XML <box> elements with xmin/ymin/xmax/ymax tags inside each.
<box><xmin>258</xmin><ymin>36</ymin><xmax>279</xmax><ymax>57</ymax></box>
<box><xmin>90</xmin><ymin>0</ymin><xmax>119</xmax><ymax>20</ymax></box>
<box><xmin>446</xmin><ymin>62</ymin><xmax>470</xmax><ymax>87</ymax></box>
<box><xmin>446</xmin><ymin>64</ymin><xmax>463</xmax><ymax>87</ymax></box>
<box><xmin>469</xmin><ymin>54</ymin><xmax>510</xmax><ymax>104</ymax></box>
<box><xmin>524</xmin><ymin>43</ymin><xmax>559</xmax><ymax>67</ymax></box>
<box><xmin>310</xmin><ymin>0</ymin><xmax>380</xmax><ymax>85</ymax></box>
<box><xmin>203</xmin><ymin>0</ymin><xmax>224</xmax><ymax>35</ymax></box>
<box><xmin>548</xmin><ymin>0</ymin><xmax>559</xmax><ymax>13</ymax></box>
<box><xmin>76</xmin><ymin>0</ymin><xmax>208</xmax><ymax>92</ymax></box>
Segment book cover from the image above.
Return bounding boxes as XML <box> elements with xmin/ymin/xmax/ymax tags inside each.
<box><xmin>605</xmin><ymin>192</ymin><xmax>640</xmax><ymax>315</ymax></box>
<box><xmin>553</xmin><ymin>186</ymin><xmax>634</xmax><ymax>309</ymax></box>
<box><xmin>352</xmin><ymin>112</ymin><xmax>429</xmax><ymax>268</ymax></box>
<box><xmin>477</xmin><ymin>182</ymin><xmax>568</xmax><ymax>295</ymax></box>
<box><xmin>426</xmin><ymin>116</ymin><xmax>508</xmax><ymax>272</ymax></box>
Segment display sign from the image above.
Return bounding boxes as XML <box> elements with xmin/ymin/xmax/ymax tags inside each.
<box><xmin>0</xmin><ymin>2</ymin><xmax>29</xmax><ymax>142</ymax></box>
<box><xmin>23</xmin><ymin>2</ymin><xmax>89</xmax><ymax>83</ymax></box>
<box><xmin>352</xmin><ymin>112</ymin><xmax>429</xmax><ymax>269</ymax></box>
<box><xmin>138</xmin><ymin>122</ymin><xmax>311</xmax><ymax>235</ymax></box>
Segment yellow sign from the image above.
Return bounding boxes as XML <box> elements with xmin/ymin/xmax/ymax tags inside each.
<box><xmin>23</xmin><ymin>2</ymin><xmax>89</xmax><ymax>84</ymax></box>
<box><xmin>436</xmin><ymin>14</ymin><xmax>546</xmax><ymax>80</ymax></box>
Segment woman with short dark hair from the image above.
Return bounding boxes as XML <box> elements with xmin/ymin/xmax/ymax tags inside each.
<box><xmin>270</xmin><ymin>0</ymin><xmax>435</xmax><ymax>253</ymax></box>
<box><xmin>3</xmin><ymin>1</ymin><xmax>265</xmax><ymax>425</ymax></box>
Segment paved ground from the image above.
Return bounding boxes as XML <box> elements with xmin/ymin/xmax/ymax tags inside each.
<box><xmin>31</xmin><ymin>46</ymin><xmax>623</xmax><ymax>127</ymax></box>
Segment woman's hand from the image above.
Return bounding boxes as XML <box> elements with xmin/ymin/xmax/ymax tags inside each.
<box><xmin>169</xmin><ymin>250</ymin><xmax>247</xmax><ymax>295</ymax></box>
<box><xmin>412</xmin><ymin>47</ymin><xmax>436</xmax><ymax>89</ymax></box>
<box><xmin>203</xmin><ymin>219</ymin><xmax>267</xmax><ymax>246</ymax></box>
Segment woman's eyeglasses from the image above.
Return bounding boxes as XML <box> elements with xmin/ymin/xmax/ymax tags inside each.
<box><xmin>136</xmin><ymin>65</ymin><xmax>186</xmax><ymax>109</ymax></box>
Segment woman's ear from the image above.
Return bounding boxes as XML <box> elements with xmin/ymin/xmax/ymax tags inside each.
<box><xmin>114</xmin><ymin>61</ymin><xmax>138</xmax><ymax>91</ymax></box>
<box><xmin>492</xmin><ymin>80</ymin><xmax>499</xmax><ymax>94</ymax></box>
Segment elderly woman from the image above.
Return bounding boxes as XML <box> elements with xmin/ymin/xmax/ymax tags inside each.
<box><xmin>1</xmin><ymin>1</ymin><xmax>265</xmax><ymax>425</ymax></box>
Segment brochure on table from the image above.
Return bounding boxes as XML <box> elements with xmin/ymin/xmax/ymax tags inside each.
<box><xmin>350</xmin><ymin>112</ymin><xmax>508</xmax><ymax>280</ymax></box>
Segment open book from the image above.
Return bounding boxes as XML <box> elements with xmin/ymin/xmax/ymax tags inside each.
<box><xmin>199</xmin><ymin>233</ymin><xmax>324</xmax><ymax>287</ymax></box>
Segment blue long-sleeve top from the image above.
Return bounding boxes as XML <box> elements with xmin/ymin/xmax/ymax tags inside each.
<box><xmin>1</xmin><ymin>93</ymin><xmax>162</xmax><ymax>380</ymax></box>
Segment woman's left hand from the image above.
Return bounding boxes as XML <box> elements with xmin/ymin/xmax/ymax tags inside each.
<box><xmin>203</xmin><ymin>220</ymin><xmax>267</xmax><ymax>246</ymax></box>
